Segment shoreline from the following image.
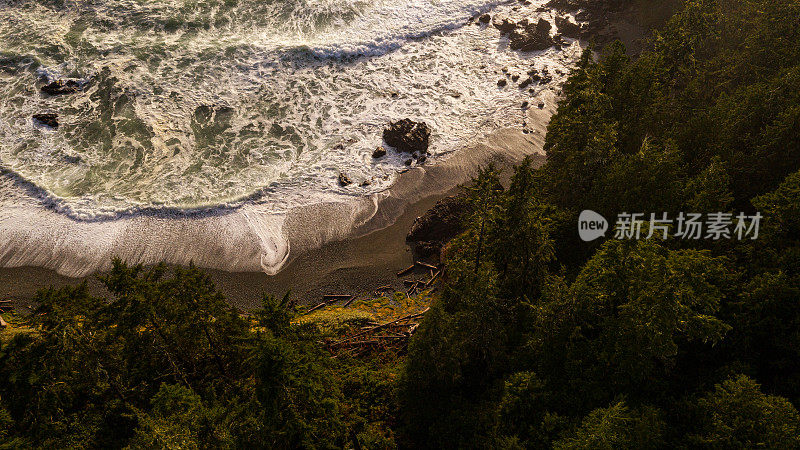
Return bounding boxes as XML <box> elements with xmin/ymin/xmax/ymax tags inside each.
<box><xmin>0</xmin><ymin>0</ymin><xmax>667</xmax><ymax>306</ymax></box>
<box><xmin>0</xmin><ymin>90</ymin><xmax>556</xmax><ymax>306</ymax></box>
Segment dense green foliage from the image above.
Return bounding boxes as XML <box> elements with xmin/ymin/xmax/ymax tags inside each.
<box><xmin>0</xmin><ymin>263</ymin><xmax>399</xmax><ymax>448</ymax></box>
<box><xmin>397</xmin><ymin>0</ymin><xmax>800</xmax><ymax>447</ymax></box>
<box><xmin>3</xmin><ymin>0</ymin><xmax>800</xmax><ymax>447</ymax></box>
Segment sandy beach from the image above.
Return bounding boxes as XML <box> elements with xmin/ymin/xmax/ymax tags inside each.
<box><xmin>0</xmin><ymin>91</ymin><xmax>555</xmax><ymax>307</ymax></box>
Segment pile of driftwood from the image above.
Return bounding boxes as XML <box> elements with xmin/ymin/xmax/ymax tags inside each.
<box><xmin>394</xmin><ymin>261</ymin><xmax>441</xmax><ymax>298</ymax></box>
<box><xmin>308</xmin><ymin>261</ymin><xmax>441</xmax><ymax>314</ymax></box>
<box><xmin>326</xmin><ymin>307</ymin><xmax>429</xmax><ymax>356</ymax></box>
<box><xmin>312</xmin><ymin>260</ymin><xmax>440</xmax><ymax>356</ymax></box>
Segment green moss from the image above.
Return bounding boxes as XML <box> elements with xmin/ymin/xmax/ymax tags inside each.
<box><xmin>296</xmin><ymin>307</ymin><xmax>376</xmax><ymax>335</ymax></box>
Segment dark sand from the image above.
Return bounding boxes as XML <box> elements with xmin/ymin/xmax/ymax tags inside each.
<box><xmin>0</xmin><ymin>186</ymin><xmax>451</xmax><ymax>310</ymax></box>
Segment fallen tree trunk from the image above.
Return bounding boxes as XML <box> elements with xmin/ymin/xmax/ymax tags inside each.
<box><xmin>306</xmin><ymin>302</ymin><xmax>327</xmax><ymax>313</ymax></box>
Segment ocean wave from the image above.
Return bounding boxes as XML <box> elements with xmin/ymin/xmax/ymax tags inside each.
<box><xmin>0</xmin><ymin>0</ymin><xmax>584</xmax><ymax>276</ymax></box>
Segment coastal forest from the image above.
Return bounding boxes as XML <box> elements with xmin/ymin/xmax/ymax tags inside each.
<box><xmin>3</xmin><ymin>0</ymin><xmax>800</xmax><ymax>447</ymax></box>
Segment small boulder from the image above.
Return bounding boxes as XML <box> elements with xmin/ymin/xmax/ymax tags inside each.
<box><xmin>62</xmin><ymin>153</ymin><xmax>82</xmax><ymax>164</ymax></box>
<box><xmin>40</xmin><ymin>79</ymin><xmax>81</xmax><ymax>96</ymax></box>
<box><xmin>33</xmin><ymin>113</ymin><xmax>58</xmax><ymax>128</ymax></box>
<box><xmin>479</xmin><ymin>14</ymin><xmax>491</xmax><ymax>24</ymax></box>
<box><xmin>498</xmin><ymin>79</ymin><xmax>507</xmax><ymax>87</ymax></box>
<box><xmin>338</xmin><ymin>173</ymin><xmax>352</xmax><ymax>186</ymax></box>
<box><xmin>383</xmin><ymin>119</ymin><xmax>431</xmax><ymax>154</ymax></box>
<box><xmin>538</xmin><ymin>102</ymin><xmax>545</xmax><ymax>109</ymax></box>
<box><xmin>372</xmin><ymin>146</ymin><xmax>387</xmax><ymax>158</ymax></box>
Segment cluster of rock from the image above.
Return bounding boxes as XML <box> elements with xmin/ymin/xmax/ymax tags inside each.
<box><xmin>33</xmin><ymin>77</ymin><xmax>87</xmax><ymax>129</ymax></box>
<box><xmin>499</xmin><ymin>17</ymin><xmax>558</xmax><ymax>52</ymax></box>
<box><xmin>498</xmin><ymin>66</ymin><xmax>554</xmax><ymax>94</ymax></box>
<box><xmin>339</xmin><ymin>119</ymin><xmax>431</xmax><ymax>187</ymax></box>
<box><xmin>545</xmin><ymin>0</ymin><xmax>621</xmax><ymax>44</ymax></box>
<box><xmin>472</xmin><ymin>0</ymin><xmax>620</xmax><ymax>50</ymax></box>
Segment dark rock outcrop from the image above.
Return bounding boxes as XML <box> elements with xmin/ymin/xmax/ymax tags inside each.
<box><xmin>383</xmin><ymin>119</ymin><xmax>431</xmax><ymax>154</ymax></box>
<box><xmin>492</xmin><ymin>17</ymin><xmax>517</xmax><ymax>34</ymax></box>
<box><xmin>555</xmin><ymin>15</ymin><xmax>583</xmax><ymax>38</ymax></box>
<box><xmin>407</xmin><ymin>195</ymin><xmax>472</xmax><ymax>259</ymax></box>
<box><xmin>507</xmin><ymin>18</ymin><xmax>555</xmax><ymax>52</ymax></box>
<box><xmin>32</xmin><ymin>113</ymin><xmax>58</xmax><ymax>128</ymax></box>
<box><xmin>545</xmin><ymin>0</ymin><xmax>626</xmax><ymax>45</ymax></box>
<box><xmin>338</xmin><ymin>173</ymin><xmax>352</xmax><ymax>186</ymax></box>
<box><xmin>40</xmin><ymin>79</ymin><xmax>82</xmax><ymax>96</ymax></box>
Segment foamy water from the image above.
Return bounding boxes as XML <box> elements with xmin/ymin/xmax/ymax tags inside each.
<box><xmin>0</xmin><ymin>0</ymin><xmax>583</xmax><ymax>275</ymax></box>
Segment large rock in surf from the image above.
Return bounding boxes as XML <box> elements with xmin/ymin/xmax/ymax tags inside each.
<box><xmin>32</xmin><ymin>113</ymin><xmax>58</xmax><ymax>128</ymax></box>
<box><xmin>509</xmin><ymin>18</ymin><xmax>554</xmax><ymax>52</ymax></box>
<box><xmin>40</xmin><ymin>79</ymin><xmax>82</xmax><ymax>96</ymax></box>
<box><xmin>383</xmin><ymin>119</ymin><xmax>431</xmax><ymax>154</ymax></box>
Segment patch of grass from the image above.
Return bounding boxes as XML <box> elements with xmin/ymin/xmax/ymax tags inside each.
<box><xmin>295</xmin><ymin>307</ymin><xmax>376</xmax><ymax>335</ymax></box>
<box><xmin>0</xmin><ymin>312</ymin><xmax>36</xmax><ymax>344</ymax></box>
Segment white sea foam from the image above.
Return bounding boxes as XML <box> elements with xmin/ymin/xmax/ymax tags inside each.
<box><xmin>0</xmin><ymin>0</ymin><xmax>583</xmax><ymax>276</ymax></box>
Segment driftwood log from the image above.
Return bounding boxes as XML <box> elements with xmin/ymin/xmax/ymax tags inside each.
<box><xmin>415</xmin><ymin>261</ymin><xmax>438</xmax><ymax>271</ymax></box>
<box><xmin>306</xmin><ymin>302</ymin><xmax>327</xmax><ymax>313</ymax></box>
<box><xmin>396</xmin><ymin>264</ymin><xmax>415</xmax><ymax>277</ymax></box>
